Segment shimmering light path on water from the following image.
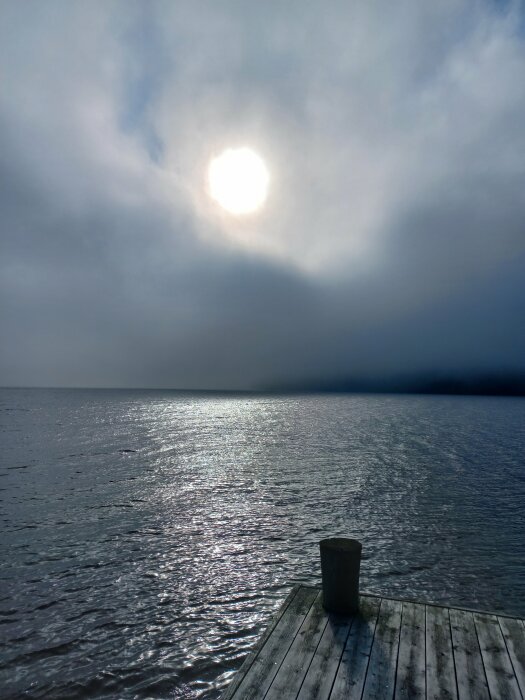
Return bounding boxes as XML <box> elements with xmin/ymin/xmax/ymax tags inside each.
<box><xmin>1</xmin><ymin>389</ymin><xmax>524</xmax><ymax>698</ymax></box>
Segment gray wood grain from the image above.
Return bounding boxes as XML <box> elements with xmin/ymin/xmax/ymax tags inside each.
<box><xmin>221</xmin><ymin>587</ymin><xmax>525</xmax><ymax>700</ymax></box>
<box><xmin>425</xmin><ymin>604</ymin><xmax>457</xmax><ymax>700</ymax></box>
<box><xmin>330</xmin><ymin>596</ymin><xmax>381</xmax><ymax>699</ymax></box>
<box><xmin>474</xmin><ymin>613</ymin><xmax>522</xmax><ymax>700</ymax></box>
<box><xmin>395</xmin><ymin>601</ymin><xmax>426</xmax><ymax>700</ymax></box>
<box><xmin>225</xmin><ymin>585</ymin><xmax>318</xmax><ymax>700</ymax></box>
<box><xmin>265</xmin><ymin>590</ymin><xmax>327</xmax><ymax>700</ymax></box>
<box><xmin>296</xmin><ymin>610</ymin><xmax>353</xmax><ymax>700</ymax></box>
<box><xmin>449</xmin><ymin>608</ymin><xmax>489</xmax><ymax>700</ymax></box>
<box><xmin>361</xmin><ymin>597</ymin><xmax>403</xmax><ymax>700</ymax></box>
<box><xmin>498</xmin><ymin>616</ymin><xmax>525</xmax><ymax>697</ymax></box>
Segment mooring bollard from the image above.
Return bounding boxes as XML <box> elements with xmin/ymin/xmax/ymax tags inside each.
<box><xmin>320</xmin><ymin>537</ymin><xmax>362</xmax><ymax>614</ymax></box>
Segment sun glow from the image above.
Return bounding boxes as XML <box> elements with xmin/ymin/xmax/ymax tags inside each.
<box><xmin>207</xmin><ymin>147</ymin><xmax>269</xmax><ymax>215</ymax></box>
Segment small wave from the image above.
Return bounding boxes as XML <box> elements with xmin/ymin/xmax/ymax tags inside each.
<box><xmin>1</xmin><ymin>638</ymin><xmax>87</xmax><ymax>669</ymax></box>
<box><xmin>34</xmin><ymin>601</ymin><xmax>59</xmax><ymax>612</ymax></box>
<box><xmin>79</xmin><ymin>562</ymin><xmax>113</xmax><ymax>571</ymax></box>
<box><xmin>65</xmin><ymin>607</ymin><xmax>110</xmax><ymax>622</ymax></box>
<box><xmin>14</xmin><ymin>525</ymin><xmax>38</xmax><ymax>531</ymax></box>
<box><xmin>88</xmin><ymin>503</ymin><xmax>134</xmax><ymax>510</ymax></box>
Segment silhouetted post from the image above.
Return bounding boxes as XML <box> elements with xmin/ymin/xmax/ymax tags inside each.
<box><xmin>320</xmin><ymin>537</ymin><xmax>362</xmax><ymax>614</ymax></box>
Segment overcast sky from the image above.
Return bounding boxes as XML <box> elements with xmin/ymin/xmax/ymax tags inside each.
<box><xmin>1</xmin><ymin>0</ymin><xmax>524</xmax><ymax>390</ymax></box>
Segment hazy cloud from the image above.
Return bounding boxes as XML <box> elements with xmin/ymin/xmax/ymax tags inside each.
<box><xmin>1</xmin><ymin>0</ymin><xmax>524</xmax><ymax>388</ymax></box>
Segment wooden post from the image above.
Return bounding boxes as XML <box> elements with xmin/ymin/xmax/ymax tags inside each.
<box><xmin>320</xmin><ymin>537</ymin><xmax>362</xmax><ymax>614</ymax></box>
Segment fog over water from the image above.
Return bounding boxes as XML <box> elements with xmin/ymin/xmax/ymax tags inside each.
<box><xmin>2</xmin><ymin>4</ymin><xmax>524</xmax><ymax>696</ymax></box>
<box><xmin>1</xmin><ymin>389</ymin><xmax>524</xmax><ymax>698</ymax></box>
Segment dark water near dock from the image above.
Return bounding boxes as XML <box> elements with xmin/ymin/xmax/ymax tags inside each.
<box><xmin>1</xmin><ymin>388</ymin><xmax>524</xmax><ymax>698</ymax></box>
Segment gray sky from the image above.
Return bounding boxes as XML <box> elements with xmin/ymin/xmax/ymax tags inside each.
<box><xmin>1</xmin><ymin>0</ymin><xmax>524</xmax><ymax>389</ymax></box>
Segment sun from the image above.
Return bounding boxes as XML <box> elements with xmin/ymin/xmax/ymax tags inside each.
<box><xmin>207</xmin><ymin>147</ymin><xmax>269</xmax><ymax>215</ymax></box>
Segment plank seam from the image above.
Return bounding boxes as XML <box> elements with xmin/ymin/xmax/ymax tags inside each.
<box><xmin>391</xmin><ymin>602</ymin><xmax>405</xmax><ymax>700</ymax></box>
<box><xmin>424</xmin><ymin>602</ymin><xmax>427</xmax><ymax>699</ymax></box>
<box><xmin>446</xmin><ymin>606</ymin><xmax>460</xmax><ymax>700</ymax></box>
<box><xmin>293</xmin><ymin>614</ymin><xmax>330</xmax><ymax>700</ymax></box>
<box><xmin>261</xmin><ymin>589</ymin><xmax>320</xmax><ymax>700</ymax></box>
<box><xmin>424</xmin><ymin>604</ymin><xmax>428</xmax><ymax>700</ymax></box>
<box><xmin>322</xmin><ymin>613</ymin><xmax>356</xmax><ymax>700</ymax></box>
<box><xmin>358</xmin><ymin>596</ymin><xmax>383</xmax><ymax>700</ymax></box>
<box><xmin>496</xmin><ymin>616</ymin><xmax>525</xmax><ymax>700</ymax></box>
<box><xmin>517</xmin><ymin>620</ymin><xmax>525</xmax><ymax>698</ymax></box>
<box><xmin>473</xmin><ymin>614</ymin><xmax>494</xmax><ymax>700</ymax></box>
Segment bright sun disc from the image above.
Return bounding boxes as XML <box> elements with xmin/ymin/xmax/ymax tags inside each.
<box><xmin>208</xmin><ymin>147</ymin><xmax>269</xmax><ymax>215</ymax></box>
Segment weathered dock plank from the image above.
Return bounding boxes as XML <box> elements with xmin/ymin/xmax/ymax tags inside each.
<box><xmin>296</xmin><ymin>610</ymin><xmax>352</xmax><ymax>700</ymax></box>
<box><xmin>265</xmin><ymin>591</ymin><xmax>326</xmax><ymax>700</ymax></box>
<box><xmin>394</xmin><ymin>601</ymin><xmax>426</xmax><ymax>700</ymax></box>
<box><xmin>474</xmin><ymin>612</ymin><xmax>522</xmax><ymax>700</ymax></box>
<box><xmin>223</xmin><ymin>587</ymin><xmax>525</xmax><ymax>700</ymax></box>
<box><xmin>449</xmin><ymin>608</ymin><xmax>489</xmax><ymax>700</ymax></box>
<box><xmin>498</xmin><ymin>616</ymin><xmax>525</xmax><ymax>697</ymax></box>
<box><xmin>361</xmin><ymin>598</ymin><xmax>402</xmax><ymax>700</ymax></box>
<box><xmin>329</xmin><ymin>595</ymin><xmax>381</xmax><ymax>699</ymax></box>
<box><xmin>426</xmin><ymin>604</ymin><xmax>458</xmax><ymax>700</ymax></box>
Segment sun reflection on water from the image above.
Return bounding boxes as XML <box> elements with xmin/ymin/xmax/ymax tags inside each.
<box><xmin>2</xmin><ymin>390</ymin><xmax>524</xmax><ymax>698</ymax></box>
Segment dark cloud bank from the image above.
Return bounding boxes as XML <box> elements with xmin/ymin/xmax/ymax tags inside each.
<box><xmin>1</xmin><ymin>1</ymin><xmax>524</xmax><ymax>394</ymax></box>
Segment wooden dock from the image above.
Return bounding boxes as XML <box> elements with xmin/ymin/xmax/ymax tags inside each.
<box><xmin>222</xmin><ymin>585</ymin><xmax>525</xmax><ymax>700</ymax></box>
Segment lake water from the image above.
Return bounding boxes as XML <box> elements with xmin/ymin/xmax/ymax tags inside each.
<box><xmin>1</xmin><ymin>388</ymin><xmax>524</xmax><ymax>698</ymax></box>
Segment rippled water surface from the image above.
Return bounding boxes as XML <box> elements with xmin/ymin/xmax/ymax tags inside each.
<box><xmin>1</xmin><ymin>388</ymin><xmax>524</xmax><ymax>698</ymax></box>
